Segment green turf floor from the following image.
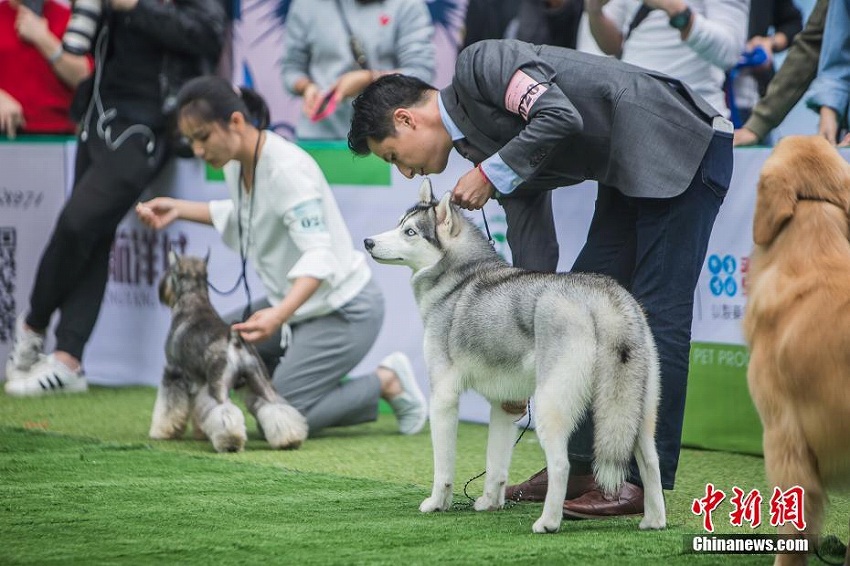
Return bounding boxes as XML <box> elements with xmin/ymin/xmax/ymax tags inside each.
<box><xmin>1</xmin><ymin>386</ymin><xmax>847</xmax><ymax>565</ymax></box>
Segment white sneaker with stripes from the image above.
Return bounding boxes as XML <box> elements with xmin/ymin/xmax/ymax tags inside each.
<box><xmin>4</xmin><ymin>313</ymin><xmax>45</xmax><ymax>383</ymax></box>
<box><xmin>5</xmin><ymin>354</ymin><xmax>88</xmax><ymax>397</ymax></box>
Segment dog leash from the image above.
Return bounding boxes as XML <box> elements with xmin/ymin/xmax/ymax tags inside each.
<box><xmin>208</xmin><ymin>130</ymin><xmax>264</xmax><ymax>322</ymax></box>
<box><xmin>480</xmin><ymin>209</ymin><xmax>495</xmax><ymax>249</ymax></box>
<box><xmin>455</xmin><ymin>401</ymin><xmax>532</xmax><ymax>508</ymax></box>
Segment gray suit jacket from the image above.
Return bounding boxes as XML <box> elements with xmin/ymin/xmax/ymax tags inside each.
<box><xmin>440</xmin><ymin>40</ymin><xmax>722</xmax><ymax>198</ymax></box>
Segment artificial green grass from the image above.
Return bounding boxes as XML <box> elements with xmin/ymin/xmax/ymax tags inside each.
<box><xmin>1</xmin><ymin>387</ymin><xmax>848</xmax><ymax>565</ymax></box>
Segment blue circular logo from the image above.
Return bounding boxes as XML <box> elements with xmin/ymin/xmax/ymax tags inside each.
<box><xmin>708</xmin><ymin>255</ymin><xmax>722</xmax><ymax>274</ymax></box>
<box><xmin>710</xmin><ymin>276</ymin><xmax>724</xmax><ymax>296</ymax></box>
<box><xmin>724</xmin><ymin>277</ymin><xmax>737</xmax><ymax>297</ymax></box>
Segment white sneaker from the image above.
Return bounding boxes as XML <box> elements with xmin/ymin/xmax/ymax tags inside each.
<box><xmin>4</xmin><ymin>354</ymin><xmax>88</xmax><ymax>397</ymax></box>
<box><xmin>4</xmin><ymin>313</ymin><xmax>45</xmax><ymax>382</ymax></box>
<box><xmin>381</xmin><ymin>352</ymin><xmax>428</xmax><ymax>435</ymax></box>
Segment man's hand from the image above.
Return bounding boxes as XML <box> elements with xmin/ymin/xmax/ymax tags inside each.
<box><xmin>0</xmin><ymin>90</ymin><xmax>24</xmax><ymax>139</ymax></box>
<box><xmin>818</xmin><ymin>106</ymin><xmax>840</xmax><ymax>145</ymax></box>
<box><xmin>301</xmin><ymin>83</ymin><xmax>321</xmax><ymax>117</ymax></box>
<box><xmin>14</xmin><ymin>6</ymin><xmax>49</xmax><ymax>45</ymax></box>
<box><xmin>329</xmin><ymin>69</ymin><xmax>373</xmax><ymax>101</ymax></box>
<box><xmin>232</xmin><ymin>307</ymin><xmax>285</xmax><ymax>343</ymax></box>
<box><xmin>733</xmin><ymin>127</ymin><xmax>760</xmax><ymax>147</ymax></box>
<box><xmin>745</xmin><ymin>36</ymin><xmax>776</xmax><ymax>70</ymax></box>
<box><xmin>451</xmin><ymin>167</ymin><xmax>494</xmax><ymax>210</ymax></box>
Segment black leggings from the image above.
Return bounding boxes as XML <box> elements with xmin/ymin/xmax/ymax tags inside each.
<box><xmin>27</xmin><ymin>117</ymin><xmax>169</xmax><ymax>360</ymax></box>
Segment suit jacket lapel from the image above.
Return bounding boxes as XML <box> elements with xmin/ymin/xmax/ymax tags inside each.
<box><xmin>440</xmin><ymin>86</ymin><xmax>502</xmax><ymax>162</ymax></box>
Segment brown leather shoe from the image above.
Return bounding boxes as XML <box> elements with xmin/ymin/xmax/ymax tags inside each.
<box><xmin>505</xmin><ymin>468</ymin><xmax>597</xmax><ymax>502</ymax></box>
<box><xmin>562</xmin><ymin>481</ymin><xmax>644</xmax><ymax>519</ymax></box>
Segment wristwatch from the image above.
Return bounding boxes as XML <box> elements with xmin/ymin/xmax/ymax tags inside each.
<box><xmin>668</xmin><ymin>6</ymin><xmax>693</xmax><ymax>30</ymax></box>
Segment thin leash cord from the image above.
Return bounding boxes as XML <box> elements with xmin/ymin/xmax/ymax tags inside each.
<box><xmin>452</xmin><ymin>402</ymin><xmax>533</xmax><ymax>509</ymax></box>
<box><xmin>480</xmin><ymin>208</ymin><xmax>495</xmax><ymax>248</ymax></box>
<box><xmin>207</xmin><ymin>130</ymin><xmax>263</xmax><ymax>322</ymax></box>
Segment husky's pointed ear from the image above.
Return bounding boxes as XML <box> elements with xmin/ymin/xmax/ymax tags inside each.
<box><xmin>435</xmin><ymin>192</ymin><xmax>461</xmax><ymax>236</ymax></box>
<box><xmin>418</xmin><ymin>177</ymin><xmax>436</xmax><ymax>205</ymax></box>
<box><xmin>168</xmin><ymin>249</ymin><xmax>179</xmax><ymax>267</ymax></box>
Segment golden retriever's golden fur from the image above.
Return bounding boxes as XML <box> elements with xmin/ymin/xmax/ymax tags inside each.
<box><xmin>744</xmin><ymin>135</ymin><xmax>850</xmax><ymax>565</ymax></box>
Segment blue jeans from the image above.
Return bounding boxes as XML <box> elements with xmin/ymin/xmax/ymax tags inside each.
<box><xmin>503</xmin><ymin>130</ymin><xmax>733</xmax><ymax>490</ymax></box>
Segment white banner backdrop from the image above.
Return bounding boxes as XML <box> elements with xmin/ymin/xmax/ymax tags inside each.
<box><xmin>5</xmin><ymin>142</ymin><xmax>848</xmax><ymax>425</ymax></box>
<box><xmin>0</xmin><ymin>141</ymin><xmax>69</xmax><ymax>369</ymax></box>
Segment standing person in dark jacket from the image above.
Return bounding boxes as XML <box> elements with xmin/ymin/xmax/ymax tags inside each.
<box><xmin>348</xmin><ymin>40</ymin><xmax>734</xmax><ymax>517</ymax></box>
<box><xmin>729</xmin><ymin>0</ymin><xmax>803</xmax><ymax>129</ymax></box>
<box><xmin>4</xmin><ymin>0</ymin><xmax>225</xmax><ymax>396</ymax></box>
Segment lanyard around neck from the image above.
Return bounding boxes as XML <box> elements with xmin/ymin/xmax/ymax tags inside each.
<box><xmin>206</xmin><ymin>131</ymin><xmax>264</xmax><ymax>322</ymax></box>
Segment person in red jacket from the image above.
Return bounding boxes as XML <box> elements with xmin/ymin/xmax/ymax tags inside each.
<box><xmin>0</xmin><ymin>0</ymin><xmax>92</xmax><ymax>137</ymax></box>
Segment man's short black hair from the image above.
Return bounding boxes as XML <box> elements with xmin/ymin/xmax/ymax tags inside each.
<box><xmin>348</xmin><ymin>74</ymin><xmax>436</xmax><ymax>156</ymax></box>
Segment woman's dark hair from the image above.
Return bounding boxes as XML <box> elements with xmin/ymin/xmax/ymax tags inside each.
<box><xmin>176</xmin><ymin>76</ymin><xmax>270</xmax><ymax>130</ymax></box>
<box><xmin>348</xmin><ymin>74</ymin><xmax>435</xmax><ymax>156</ymax></box>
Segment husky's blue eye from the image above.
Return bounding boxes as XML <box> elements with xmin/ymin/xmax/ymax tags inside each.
<box><xmin>405</xmin><ymin>228</ymin><xmax>416</xmax><ymax>236</ymax></box>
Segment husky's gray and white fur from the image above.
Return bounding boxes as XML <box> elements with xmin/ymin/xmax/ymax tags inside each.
<box><xmin>364</xmin><ymin>180</ymin><xmax>666</xmax><ymax>534</ymax></box>
<box><xmin>150</xmin><ymin>252</ymin><xmax>308</xmax><ymax>453</ymax></box>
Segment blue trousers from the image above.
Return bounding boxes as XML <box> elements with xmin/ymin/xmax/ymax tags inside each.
<box><xmin>501</xmin><ymin>130</ymin><xmax>733</xmax><ymax>489</ymax></box>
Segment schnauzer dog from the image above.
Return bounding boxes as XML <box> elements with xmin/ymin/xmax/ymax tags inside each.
<box><xmin>150</xmin><ymin>251</ymin><xmax>308</xmax><ymax>453</ymax></box>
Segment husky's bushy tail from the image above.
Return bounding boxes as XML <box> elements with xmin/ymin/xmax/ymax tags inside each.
<box><xmin>591</xmin><ymin>314</ymin><xmax>660</xmax><ymax>497</ymax></box>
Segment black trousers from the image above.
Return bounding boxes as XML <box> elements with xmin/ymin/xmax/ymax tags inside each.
<box><xmin>27</xmin><ymin>116</ymin><xmax>169</xmax><ymax>360</ymax></box>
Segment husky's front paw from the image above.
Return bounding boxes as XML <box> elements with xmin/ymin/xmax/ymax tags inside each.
<box><xmin>473</xmin><ymin>495</ymin><xmax>502</xmax><ymax>512</ymax></box>
<box><xmin>419</xmin><ymin>495</ymin><xmax>451</xmax><ymax>513</ymax></box>
<box><xmin>532</xmin><ymin>515</ymin><xmax>562</xmax><ymax>534</ymax></box>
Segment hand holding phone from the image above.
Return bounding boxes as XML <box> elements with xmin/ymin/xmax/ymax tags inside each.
<box><xmin>310</xmin><ymin>90</ymin><xmax>339</xmax><ymax>123</ymax></box>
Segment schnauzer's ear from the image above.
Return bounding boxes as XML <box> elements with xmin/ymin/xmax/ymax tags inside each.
<box><xmin>435</xmin><ymin>192</ymin><xmax>461</xmax><ymax>237</ymax></box>
<box><xmin>418</xmin><ymin>177</ymin><xmax>436</xmax><ymax>205</ymax></box>
<box><xmin>159</xmin><ymin>272</ymin><xmax>175</xmax><ymax>307</ymax></box>
<box><xmin>168</xmin><ymin>249</ymin><xmax>179</xmax><ymax>267</ymax></box>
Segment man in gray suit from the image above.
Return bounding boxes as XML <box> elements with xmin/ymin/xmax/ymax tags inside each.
<box><xmin>348</xmin><ymin>39</ymin><xmax>733</xmax><ymax>519</ymax></box>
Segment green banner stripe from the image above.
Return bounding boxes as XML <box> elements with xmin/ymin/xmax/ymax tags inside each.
<box><xmin>204</xmin><ymin>141</ymin><xmax>390</xmax><ymax>186</ymax></box>
<box><xmin>0</xmin><ymin>135</ymin><xmax>75</xmax><ymax>144</ymax></box>
<box><xmin>205</xmin><ymin>164</ymin><xmax>225</xmax><ymax>181</ymax></box>
<box><xmin>683</xmin><ymin>342</ymin><xmax>763</xmax><ymax>455</ymax></box>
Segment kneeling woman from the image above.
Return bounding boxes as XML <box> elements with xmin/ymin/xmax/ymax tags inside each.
<box><xmin>136</xmin><ymin>76</ymin><xmax>426</xmax><ymax>436</ymax></box>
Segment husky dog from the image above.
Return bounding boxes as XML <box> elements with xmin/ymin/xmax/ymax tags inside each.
<box><xmin>364</xmin><ymin>180</ymin><xmax>666</xmax><ymax>534</ymax></box>
<box><xmin>150</xmin><ymin>252</ymin><xmax>308</xmax><ymax>453</ymax></box>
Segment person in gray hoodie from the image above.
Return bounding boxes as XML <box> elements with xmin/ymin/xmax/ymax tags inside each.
<box><xmin>281</xmin><ymin>0</ymin><xmax>434</xmax><ymax>140</ymax></box>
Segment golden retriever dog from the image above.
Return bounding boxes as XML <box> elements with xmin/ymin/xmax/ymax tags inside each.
<box><xmin>743</xmin><ymin>135</ymin><xmax>850</xmax><ymax>565</ymax></box>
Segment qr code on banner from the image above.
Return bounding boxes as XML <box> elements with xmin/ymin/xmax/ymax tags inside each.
<box><xmin>0</xmin><ymin>227</ymin><xmax>16</xmax><ymax>344</ymax></box>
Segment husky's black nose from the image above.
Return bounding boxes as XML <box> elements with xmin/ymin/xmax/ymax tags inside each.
<box><xmin>364</xmin><ymin>238</ymin><xmax>375</xmax><ymax>251</ymax></box>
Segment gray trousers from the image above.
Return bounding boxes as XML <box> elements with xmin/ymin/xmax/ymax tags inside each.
<box><xmin>227</xmin><ymin>278</ymin><xmax>385</xmax><ymax>435</ymax></box>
